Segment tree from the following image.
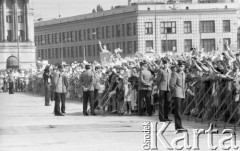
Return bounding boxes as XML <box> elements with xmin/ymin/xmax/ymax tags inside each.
<box><xmin>96</xmin><ymin>4</ymin><xmax>104</xmax><ymax>12</ymax></box>
<box><xmin>92</xmin><ymin>9</ymin><xmax>96</xmax><ymax>13</ymax></box>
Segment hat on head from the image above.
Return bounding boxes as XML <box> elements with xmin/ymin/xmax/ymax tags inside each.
<box><xmin>57</xmin><ymin>64</ymin><xmax>63</xmax><ymax>69</ymax></box>
<box><xmin>178</xmin><ymin>60</ymin><xmax>185</xmax><ymax>66</ymax></box>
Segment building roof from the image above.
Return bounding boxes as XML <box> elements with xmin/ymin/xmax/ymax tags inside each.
<box><xmin>35</xmin><ymin>2</ymin><xmax>239</xmax><ymax>27</ymax></box>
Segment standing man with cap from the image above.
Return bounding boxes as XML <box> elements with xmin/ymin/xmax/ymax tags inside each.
<box><xmin>170</xmin><ymin>60</ymin><xmax>186</xmax><ymax>131</ymax></box>
<box><xmin>138</xmin><ymin>61</ymin><xmax>153</xmax><ymax>116</ymax></box>
<box><xmin>43</xmin><ymin>65</ymin><xmax>51</xmax><ymax>106</ymax></box>
<box><xmin>81</xmin><ymin>63</ymin><xmax>96</xmax><ymax>116</ymax></box>
<box><xmin>52</xmin><ymin>65</ymin><xmax>68</xmax><ymax>116</ymax></box>
<box><xmin>156</xmin><ymin>58</ymin><xmax>172</xmax><ymax>122</ymax></box>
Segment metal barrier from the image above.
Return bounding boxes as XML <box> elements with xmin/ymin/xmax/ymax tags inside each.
<box><xmin>174</xmin><ymin>79</ymin><xmax>240</xmax><ymax>129</ymax></box>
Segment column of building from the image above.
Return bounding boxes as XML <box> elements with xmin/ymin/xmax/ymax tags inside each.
<box><xmin>13</xmin><ymin>0</ymin><xmax>18</xmax><ymax>41</ymax></box>
<box><xmin>1</xmin><ymin>0</ymin><xmax>6</xmax><ymax>41</ymax></box>
<box><xmin>25</xmin><ymin>0</ymin><xmax>30</xmax><ymax>41</ymax></box>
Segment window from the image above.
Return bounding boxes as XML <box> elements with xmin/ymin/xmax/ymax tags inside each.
<box><xmin>71</xmin><ymin>46</ymin><xmax>74</xmax><ymax>58</ymax></box>
<box><xmin>106</xmin><ymin>26</ymin><xmax>110</xmax><ymax>38</ymax></box>
<box><xmin>161</xmin><ymin>22</ymin><xmax>176</xmax><ymax>34</ymax></box>
<box><xmin>18</xmin><ymin>30</ymin><xmax>24</xmax><ymax>42</ymax></box>
<box><xmin>146</xmin><ymin>40</ymin><xmax>154</xmax><ymax>52</ymax></box>
<box><xmin>92</xmin><ymin>28</ymin><xmax>95</xmax><ymax>40</ymax></box>
<box><xmin>70</xmin><ymin>31</ymin><xmax>74</xmax><ymax>41</ymax></box>
<box><xmin>67</xmin><ymin>47</ymin><xmax>70</xmax><ymax>58</ymax></box>
<box><xmin>75</xmin><ymin>31</ymin><xmax>78</xmax><ymax>42</ymax></box>
<box><xmin>6</xmin><ymin>15</ymin><xmax>12</xmax><ymax>23</ymax></box>
<box><xmin>112</xmin><ymin>43</ymin><xmax>115</xmax><ymax>52</ymax></box>
<box><xmin>59</xmin><ymin>48</ymin><xmax>62</xmax><ymax>59</ymax></box>
<box><xmin>96</xmin><ymin>28</ymin><xmax>100</xmax><ymax>39</ymax></box>
<box><xmin>62</xmin><ymin>32</ymin><xmax>66</xmax><ymax>42</ymax></box>
<box><xmin>59</xmin><ymin>33</ymin><xmax>62</xmax><ymax>43</ymax></box>
<box><xmin>41</xmin><ymin>49</ymin><xmax>44</xmax><ymax>59</ymax></box>
<box><xmin>134</xmin><ymin>41</ymin><xmax>137</xmax><ymax>53</ymax></box>
<box><xmin>161</xmin><ymin>40</ymin><xmax>177</xmax><ymax>52</ymax></box>
<box><xmin>48</xmin><ymin>49</ymin><xmax>51</xmax><ymax>59</ymax></box>
<box><xmin>184</xmin><ymin>21</ymin><xmax>192</xmax><ymax>33</ymax></box>
<box><xmin>145</xmin><ymin>22</ymin><xmax>153</xmax><ymax>34</ymax></box>
<box><xmin>127</xmin><ymin>23</ymin><xmax>132</xmax><ymax>36</ymax></box>
<box><xmin>55</xmin><ymin>48</ymin><xmax>59</xmax><ymax>59</ymax></box>
<box><xmin>87</xmin><ymin>29</ymin><xmax>91</xmax><ymax>40</ymax></box>
<box><xmin>97</xmin><ymin>44</ymin><xmax>100</xmax><ymax>56</ymax></box>
<box><xmin>112</xmin><ymin>25</ymin><xmax>115</xmax><ymax>37</ymax></box>
<box><xmin>116</xmin><ymin>42</ymin><xmax>122</xmax><ymax>49</ymax></box>
<box><xmin>47</xmin><ymin>34</ymin><xmax>50</xmax><ymax>44</ymax></box>
<box><xmin>63</xmin><ymin>47</ymin><xmax>67</xmax><ymax>58</ymax></box>
<box><xmin>45</xmin><ymin>49</ymin><xmax>48</xmax><ymax>59</ymax></box>
<box><xmin>102</xmin><ymin>27</ymin><xmax>105</xmax><ymax>39</ymax></box>
<box><xmin>51</xmin><ymin>48</ymin><xmax>55</xmax><ymax>59</ymax></box>
<box><xmin>127</xmin><ymin>41</ymin><xmax>133</xmax><ymax>54</ymax></box>
<box><xmin>83</xmin><ymin>29</ymin><xmax>86</xmax><ymax>41</ymax></box>
<box><xmin>122</xmin><ymin>24</ymin><xmax>125</xmax><ymax>37</ymax></box>
<box><xmin>122</xmin><ymin>42</ymin><xmax>126</xmax><ymax>54</ymax></box>
<box><xmin>184</xmin><ymin>39</ymin><xmax>192</xmax><ymax>52</ymax></box>
<box><xmin>75</xmin><ymin>46</ymin><xmax>79</xmax><ymax>57</ymax></box>
<box><xmin>133</xmin><ymin>22</ymin><xmax>137</xmax><ymax>35</ymax></box>
<box><xmin>200</xmin><ymin>21</ymin><xmax>215</xmax><ymax>33</ymax></box>
<box><xmin>88</xmin><ymin>45</ymin><xmax>92</xmax><ymax>56</ymax></box>
<box><xmin>106</xmin><ymin>43</ymin><xmax>111</xmax><ymax>52</ymax></box>
<box><xmin>78</xmin><ymin>30</ymin><xmax>82</xmax><ymax>41</ymax></box>
<box><xmin>93</xmin><ymin>45</ymin><xmax>96</xmax><ymax>56</ymax></box>
<box><xmin>200</xmin><ymin>39</ymin><xmax>215</xmax><ymax>52</ymax></box>
<box><xmin>116</xmin><ymin>25</ymin><xmax>121</xmax><ymax>37</ymax></box>
<box><xmin>223</xmin><ymin>38</ymin><xmax>231</xmax><ymax>51</ymax></box>
<box><xmin>18</xmin><ymin>15</ymin><xmax>23</xmax><ymax>23</ymax></box>
<box><xmin>79</xmin><ymin>46</ymin><xmax>83</xmax><ymax>57</ymax></box>
<box><xmin>223</xmin><ymin>20</ymin><xmax>230</xmax><ymax>32</ymax></box>
<box><xmin>7</xmin><ymin>30</ymin><xmax>12</xmax><ymax>42</ymax></box>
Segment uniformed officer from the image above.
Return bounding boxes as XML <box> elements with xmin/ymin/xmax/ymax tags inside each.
<box><xmin>156</xmin><ymin>58</ymin><xmax>172</xmax><ymax>122</ymax></box>
<box><xmin>170</xmin><ymin>60</ymin><xmax>186</xmax><ymax>131</ymax></box>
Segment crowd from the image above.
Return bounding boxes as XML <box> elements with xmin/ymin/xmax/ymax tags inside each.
<box><xmin>1</xmin><ymin>43</ymin><xmax>240</xmax><ymax>129</ymax></box>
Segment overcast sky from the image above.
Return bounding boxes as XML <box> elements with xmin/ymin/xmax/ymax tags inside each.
<box><xmin>32</xmin><ymin>0</ymin><xmax>128</xmax><ymax>20</ymax></box>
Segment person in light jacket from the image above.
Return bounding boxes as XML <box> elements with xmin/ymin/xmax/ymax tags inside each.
<box><xmin>170</xmin><ymin>61</ymin><xmax>186</xmax><ymax>131</ymax></box>
<box><xmin>52</xmin><ymin>65</ymin><xmax>68</xmax><ymax>116</ymax></box>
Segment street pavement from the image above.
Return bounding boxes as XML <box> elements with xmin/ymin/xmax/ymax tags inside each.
<box><xmin>0</xmin><ymin>92</ymin><xmax>239</xmax><ymax>151</ymax></box>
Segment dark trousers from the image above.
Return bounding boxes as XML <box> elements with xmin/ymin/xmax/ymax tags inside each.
<box><xmin>174</xmin><ymin>97</ymin><xmax>183</xmax><ymax>129</ymax></box>
<box><xmin>8</xmin><ymin>81</ymin><xmax>14</xmax><ymax>94</ymax></box>
<box><xmin>159</xmin><ymin>90</ymin><xmax>170</xmax><ymax>120</ymax></box>
<box><xmin>44</xmin><ymin>83</ymin><xmax>50</xmax><ymax>105</ymax></box>
<box><xmin>94</xmin><ymin>89</ymin><xmax>99</xmax><ymax>109</ymax></box>
<box><xmin>18</xmin><ymin>80</ymin><xmax>24</xmax><ymax>92</ymax></box>
<box><xmin>138</xmin><ymin>90</ymin><xmax>152</xmax><ymax>116</ymax></box>
<box><xmin>83</xmin><ymin>91</ymin><xmax>94</xmax><ymax>114</ymax></box>
<box><xmin>54</xmin><ymin>92</ymin><xmax>66</xmax><ymax>115</ymax></box>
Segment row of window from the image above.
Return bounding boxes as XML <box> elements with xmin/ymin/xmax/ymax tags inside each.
<box><xmin>6</xmin><ymin>30</ymin><xmax>25</xmax><ymax>42</ymax></box>
<box><xmin>37</xmin><ymin>41</ymin><xmax>138</xmax><ymax>60</ymax></box>
<box><xmin>145</xmin><ymin>38</ymin><xmax>231</xmax><ymax>52</ymax></box>
<box><xmin>145</xmin><ymin>20</ymin><xmax>230</xmax><ymax>34</ymax></box>
<box><xmin>6</xmin><ymin>15</ymin><xmax>24</xmax><ymax>23</ymax></box>
<box><xmin>35</xmin><ymin>23</ymin><xmax>137</xmax><ymax>45</ymax></box>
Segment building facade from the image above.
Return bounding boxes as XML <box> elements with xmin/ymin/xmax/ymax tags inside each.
<box><xmin>34</xmin><ymin>0</ymin><xmax>239</xmax><ymax>65</ymax></box>
<box><xmin>0</xmin><ymin>0</ymin><xmax>35</xmax><ymax>70</ymax></box>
